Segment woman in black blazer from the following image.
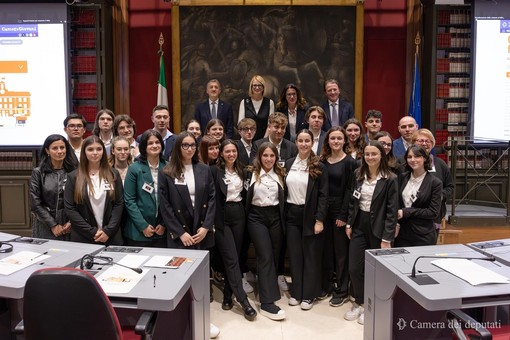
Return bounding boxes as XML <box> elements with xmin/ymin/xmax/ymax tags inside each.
<box><xmin>64</xmin><ymin>135</ymin><xmax>124</xmax><ymax>245</ymax></box>
<box><xmin>211</xmin><ymin>140</ymin><xmax>257</xmax><ymax>321</ymax></box>
<box><xmin>284</xmin><ymin>129</ymin><xmax>328</xmax><ymax>311</ymax></box>
<box><xmin>276</xmin><ymin>83</ymin><xmax>308</xmax><ymax>142</ymax></box>
<box><xmin>395</xmin><ymin>146</ymin><xmax>442</xmax><ymax>247</ymax></box>
<box><xmin>158</xmin><ymin>132</ymin><xmax>215</xmax><ymax>250</ymax></box>
<box><xmin>344</xmin><ymin>140</ymin><xmax>398</xmax><ymax>325</ymax></box>
<box><xmin>246</xmin><ymin>142</ymin><xmax>286</xmax><ymax>321</ymax></box>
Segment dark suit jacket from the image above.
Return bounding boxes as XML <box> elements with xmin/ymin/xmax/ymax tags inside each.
<box><xmin>284</xmin><ymin>159</ymin><xmax>328</xmax><ymax>237</ymax></box>
<box><xmin>392</xmin><ymin>137</ymin><xmax>406</xmax><ymax>159</ymax></box>
<box><xmin>430</xmin><ymin>156</ymin><xmax>453</xmax><ymax>222</ymax></box>
<box><xmin>210</xmin><ymin>166</ymin><xmax>246</xmax><ymax>231</ymax></box>
<box><xmin>315</xmin><ymin>131</ymin><xmax>326</xmax><ymax>156</ymax></box>
<box><xmin>64</xmin><ymin>169</ymin><xmax>124</xmax><ymax>245</ymax></box>
<box><xmin>279</xmin><ymin>106</ymin><xmax>307</xmax><ymax>141</ymax></box>
<box><xmin>321</xmin><ymin>99</ymin><xmax>354</xmax><ymax>131</ymax></box>
<box><xmin>253</xmin><ymin>137</ymin><xmax>297</xmax><ymax>163</ymax></box>
<box><xmin>348</xmin><ymin>174</ymin><xmax>398</xmax><ymax>242</ymax></box>
<box><xmin>235</xmin><ymin>139</ymin><xmax>256</xmax><ymax>167</ymax></box>
<box><xmin>194</xmin><ymin>99</ymin><xmax>234</xmax><ymax>138</ymax></box>
<box><xmin>158</xmin><ymin>162</ymin><xmax>216</xmax><ymax>249</ymax></box>
<box><xmin>398</xmin><ymin>172</ymin><xmax>442</xmax><ymax>237</ymax></box>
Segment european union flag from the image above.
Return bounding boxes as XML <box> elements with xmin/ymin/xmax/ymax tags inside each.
<box><xmin>408</xmin><ymin>53</ymin><xmax>422</xmax><ymax>127</ymax></box>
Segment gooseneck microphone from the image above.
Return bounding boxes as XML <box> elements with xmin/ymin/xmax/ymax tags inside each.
<box><xmin>80</xmin><ymin>254</ymin><xmax>143</xmax><ymax>274</ymax></box>
<box><xmin>411</xmin><ymin>255</ymin><xmax>496</xmax><ymax>278</ymax></box>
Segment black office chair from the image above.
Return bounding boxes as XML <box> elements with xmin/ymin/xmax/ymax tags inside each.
<box><xmin>16</xmin><ymin>267</ymin><xmax>156</xmax><ymax>340</ymax></box>
<box><xmin>447</xmin><ymin>309</ymin><xmax>510</xmax><ymax>340</ymax></box>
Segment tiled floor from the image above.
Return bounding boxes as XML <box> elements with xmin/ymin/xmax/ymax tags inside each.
<box><xmin>210</xmin><ymin>277</ymin><xmax>364</xmax><ymax>340</ymax></box>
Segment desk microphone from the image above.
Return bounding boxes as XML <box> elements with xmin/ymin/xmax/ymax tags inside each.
<box><xmin>80</xmin><ymin>254</ymin><xmax>143</xmax><ymax>274</ymax></box>
<box><xmin>410</xmin><ymin>255</ymin><xmax>496</xmax><ymax>278</ymax></box>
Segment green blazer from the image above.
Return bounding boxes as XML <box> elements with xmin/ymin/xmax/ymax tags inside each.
<box><xmin>123</xmin><ymin>158</ymin><xmax>166</xmax><ymax>241</ymax></box>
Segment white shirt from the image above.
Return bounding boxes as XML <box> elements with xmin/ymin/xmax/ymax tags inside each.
<box><xmin>359</xmin><ymin>174</ymin><xmax>383</xmax><ymax>212</ymax></box>
<box><xmin>268</xmin><ymin>137</ymin><xmax>283</xmax><ymax>160</ymax></box>
<box><xmin>225</xmin><ymin>170</ymin><xmax>243</xmax><ymax>202</ymax></box>
<box><xmin>89</xmin><ymin>174</ymin><xmax>107</xmax><ymax>230</ymax></box>
<box><xmin>149</xmin><ymin>161</ymin><xmax>159</xmax><ymax>207</ymax></box>
<box><xmin>183</xmin><ymin>164</ymin><xmax>195</xmax><ymax>208</ymax></box>
<box><xmin>241</xmin><ymin>139</ymin><xmax>252</xmax><ymax>156</ymax></box>
<box><xmin>311</xmin><ymin>132</ymin><xmax>320</xmax><ymax>154</ymax></box>
<box><xmin>237</xmin><ymin>98</ymin><xmax>275</xmax><ymax>122</ymax></box>
<box><xmin>402</xmin><ymin>137</ymin><xmax>412</xmax><ymax>151</ymax></box>
<box><xmin>402</xmin><ymin>172</ymin><xmax>426</xmax><ymax>208</ymax></box>
<box><xmin>286</xmin><ymin>156</ymin><xmax>308</xmax><ymax>205</ymax></box>
<box><xmin>288</xmin><ymin>108</ymin><xmax>297</xmax><ymax>141</ymax></box>
<box><xmin>251</xmin><ymin>168</ymin><xmax>281</xmax><ymax>207</ymax></box>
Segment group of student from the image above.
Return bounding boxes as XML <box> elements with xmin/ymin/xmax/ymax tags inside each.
<box><xmin>29</xmin><ymin>75</ymin><xmax>453</xmax><ymax>334</ymax></box>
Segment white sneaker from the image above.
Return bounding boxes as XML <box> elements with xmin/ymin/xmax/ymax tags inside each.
<box><xmin>244</xmin><ymin>271</ymin><xmax>257</xmax><ymax>282</ymax></box>
<box><xmin>277</xmin><ymin>275</ymin><xmax>289</xmax><ymax>291</ymax></box>
<box><xmin>288</xmin><ymin>297</ymin><xmax>300</xmax><ymax>306</ymax></box>
<box><xmin>344</xmin><ymin>303</ymin><xmax>364</xmax><ymax>321</ymax></box>
<box><xmin>242</xmin><ymin>277</ymin><xmax>254</xmax><ymax>294</ymax></box>
<box><xmin>300</xmin><ymin>299</ymin><xmax>314</xmax><ymax>310</ymax></box>
<box><xmin>210</xmin><ymin>323</ymin><xmax>220</xmax><ymax>339</ymax></box>
<box><xmin>357</xmin><ymin>312</ymin><xmax>364</xmax><ymax>325</ymax></box>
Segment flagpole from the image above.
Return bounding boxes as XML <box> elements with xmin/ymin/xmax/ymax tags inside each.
<box><xmin>157</xmin><ymin>33</ymin><xmax>168</xmax><ymax>107</ymax></box>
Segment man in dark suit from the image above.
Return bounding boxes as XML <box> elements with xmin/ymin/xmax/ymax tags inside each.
<box><xmin>306</xmin><ymin>106</ymin><xmax>327</xmax><ymax>155</ymax></box>
<box><xmin>235</xmin><ymin>118</ymin><xmax>257</xmax><ymax>167</ymax></box>
<box><xmin>253</xmin><ymin>112</ymin><xmax>297</xmax><ymax>165</ymax></box>
<box><xmin>194</xmin><ymin>79</ymin><xmax>234</xmax><ymax>138</ymax></box>
<box><xmin>321</xmin><ymin>79</ymin><xmax>354</xmax><ymax>131</ymax></box>
<box><xmin>136</xmin><ymin>105</ymin><xmax>175</xmax><ymax>160</ymax></box>
<box><xmin>393</xmin><ymin>116</ymin><xmax>418</xmax><ymax>159</ymax></box>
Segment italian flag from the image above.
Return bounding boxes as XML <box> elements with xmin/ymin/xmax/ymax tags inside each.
<box><xmin>157</xmin><ymin>50</ymin><xmax>168</xmax><ymax>106</ymax></box>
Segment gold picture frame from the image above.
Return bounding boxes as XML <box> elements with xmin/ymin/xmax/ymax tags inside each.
<box><xmin>171</xmin><ymin>0</ymin><xmax>364</xmax><ymax>132</ymax></box>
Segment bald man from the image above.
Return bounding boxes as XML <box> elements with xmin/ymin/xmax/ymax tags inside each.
<box><xmin>393</xmin><ymin>116</ymin><xmax>418</xmax><ymax>159</ymax></box>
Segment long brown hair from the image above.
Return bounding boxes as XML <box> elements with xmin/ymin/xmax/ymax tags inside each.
<box><xmin>295</xmin><ymin>129</ymin><xmax>321</xmax><ymax>179</ymax></box>
<box><xmin>343</xmin><ymin>118</ymin><xmax>366</xmax><ymax>159</ymax></box>
<box><xmin>249</xmin><ymin>142</ymin><xmax>285</xmax><ymax>187</ymax></box>
<box><xmin>75</xmin><ymin>135</ymin><xmax>115</xmax><ymax>203</ymax></box>
<box><xmin>320</xmin><ymin>126</ymin><xmax>348</xmax><ymax>161</ymax></box>
<box><xmin>217</xmin><ymin>139</ymin><xmax>244</xmax><ymax>177</ymax></box>
<box><xmin>163</xmin><ymin>132</ymin><xmax>197</xmax><ymax>179</ymax></box>
<box><xmin>356</xmin><ymin>141</ymin><xmax>395</xmax><ymax>181</ymax></box>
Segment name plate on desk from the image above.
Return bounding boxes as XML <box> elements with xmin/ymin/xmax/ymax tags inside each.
<box><xmin>13</xmin><ymin>238</ymin><xmax>48</xmax><ymax>245</ymax></box>
<box><xmin>369</xmin><ymin>249</ymin><xmax>410</xmax><ymax>256</ymax></box>
<box><xmin>103</xmin><ymin>247</ymin><xmax>142</xmax><ymax>253</ymax></box>
<box><xmin>471</xmin><ymin>241</ymin><xmax>507</xmax><ymax>249</ymax></box>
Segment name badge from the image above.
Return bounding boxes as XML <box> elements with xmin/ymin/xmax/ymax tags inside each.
<box><xmin>103</xmin><ymin>182</ymin><xmax>113</xmax><ymax>191</ymax></box>
<box><xmin>410</xmin><ymin>193</ymin><xmax>418</xmax><ymax>203</ymax></box>
<box><xmin>243</xmin><ymin>179</ymin><xmax>250</xmax><ymax>191</ymax></box>
<box><xmin>142</xmin><ymin>183</ymin><xmax>154</xmax><ymax>194</ymax></box>
<box><xmin>278</xmin><ymin>161</ymin><xmax>285</xmax><ymax>167</ymax></box>
<box><xmin>175</xmin><ymin>178</ymin><xmax>186</xmax><ymax>185</ymax></box>
<box><xmin>429</xmin><ymin>166</ymin><xmax>437</xmax><ymax>173</ymax></box>
<box><xmin>223</xmin><ymin>178</ymin><xmax>232</xmax><ymax>185</ymax></box>
<box><xmin>353</xmin><ymin>189</ymin><xmax>361</xmax><ymax>199</ymax></box>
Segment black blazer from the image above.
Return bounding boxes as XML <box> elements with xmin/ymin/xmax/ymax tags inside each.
<box><xmin>235</xmin><ymin>139</ymin><xmax>256</xmax><ymax>167</ymax></box>
<box><xmin>284</xmin><ymin>158</ymin><xmax>328</xmax><ymax>237</ymax></box>
<box><xmin>210</xmin><ymin>166</ymin><xmax>246</xmax><ymax>231</ymax></box>
<box><xmin>321</xmin><ymin>99</ymin><xmax>354</xmax><ymax>131</ymax></box>
<box><xmin>430</xmin><ymin>156</ymin><xmax>454</xmax><ymax>223</ymax></box>
<box><xmin>398</xmin><ymin>171</ymin><xmax>442</xmax><ymax>236</ymax></box>
<box><xmin>64</xmin><ymin>169</ymin><xmax>124</xmax><ymax>245</ymax></box>
<box><xmin>158</xmin><ymin>162</ymin><xmax>216</xmax><ymax>249</ymax></box>
<box><xmin>279</xmin><ymin>106</ymin><xmax>307</xmax><ymax>141</ymax></box>
<box><xmin>245</xmin><ymin>171</ymin><xmax>285</xmax><ymax>231</ymax></box>
<box><xmin>253</xmin><ymin>137</ymin><xmax>297</xmax><ymax>163</ymax></box>
<box><xmin>315</xmin><ymin>131</ymin><xmax>326</xmax><ymax>156</ymax></box>
<box><xmin>194</xmin><ymin>99</ymin><xmax>234</xmax><ymax>138</ymax></box>
<box><xmin>348</xmin><ymin>174</ymin><xmax>398</xmax><ymax>242</ymax></box>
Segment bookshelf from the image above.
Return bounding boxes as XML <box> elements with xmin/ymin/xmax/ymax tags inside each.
<box><xmin>434</xmin><ymin>6</ymin><xmax>471</xmax><ymax>159</ymax></box>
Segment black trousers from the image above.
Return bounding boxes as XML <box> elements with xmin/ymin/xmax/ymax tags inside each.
<box><xmin>247</xmin><ymin>205</ymin><xmax>282</xmax><ymax>304</ymax></box>
<box><xmin>348</xmin><ymin>211</ymin><xmax>380</xmax><ymax>305</ymax></box>
<box><xmin>286</xmin><ymin>204</ymin><xmax>323</xmax><ymax>301</ymax></box>
<box><xmin>215</xmin><ymin>202</ymin><xmax>247</xmax><ymax>302</ymax></box>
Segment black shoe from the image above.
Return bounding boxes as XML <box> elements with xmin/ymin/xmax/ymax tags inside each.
<box><xmin>329</xmin><ymin>293</ymin><xmax>349</xmax><ymax>307</ymax></box>
<box><xmin>240</xmin><ymin>299</ymin><xmax>257</xmax><ymax>321</ymax></box>
<box><xmin>260</xmin><ymin>303</ymin><xmax>286</xmax><ymax>321</ymax></box>
<box><xmin>222</xmin><ymin>296</ymin><xmax>233</xmax><ymax>310</ymax></box>
<box><xmin>317</xmin><ymin>290</ymin><xmax>329</xmax><ymax>300</ymax></box>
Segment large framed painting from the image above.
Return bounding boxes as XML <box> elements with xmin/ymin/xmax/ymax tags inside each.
<box><xmin>171</xmin><ymin>0</ymin><xmax>364</xmax><ymax>131</ymax></box>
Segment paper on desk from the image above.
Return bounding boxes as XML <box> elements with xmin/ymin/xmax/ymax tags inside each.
<box><xmin>0</xmin><ymin>251</ymin><xmax>51</xmax><ymax>275</ymax></box>
<box><xmin>432</xmin><ymin>259</ymin><xmax>509</xmax><ymax>286</ymax></box>
<box><xmin>143</xmin><ymin>255</ymin><xmax>174</xmax><ymax>268</ymax></box>
<box><xmin>96</xmin><ymin>254</ymin><xmax>149</xmax><ymax>294</ymax></box>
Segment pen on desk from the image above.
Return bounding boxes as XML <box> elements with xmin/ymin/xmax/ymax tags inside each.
<box><xmin>30</xmin><ymin>251</ymin><xmax>48</xmax><ymax>261</ymax></box>
<box><xmin>153</xmin><ymin>274</ymin><xmax>156</xmax><ymax>288</ymax></box>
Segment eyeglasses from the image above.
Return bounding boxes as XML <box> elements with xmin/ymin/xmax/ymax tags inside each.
<box><xmin>416</xmin><ymin>139</ymin><xmax>433</xmax><ymax>145</ymax></box>
<box><xmin>251</xmin><ymin>84</ymin><xmax>263</xmax><ymax>88</ymax></box>
<box><xmin>378</xmin><ymin>142</ymin><xmax>392</xmax><ymax>148</ymax></box>
<box><xmin>67</xmin><ymin>124</ymin><xmax>84</xmax><ymax>129</ymax></box>
<box><xmin>181</xmin><ymin>143</ymin><xmax>197</xmax><ymax>150</ymax></box>
<box><xmin>240</xmin><ymin>127</ymin><xmax>256</xmax><ymax>133</ymax></box>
